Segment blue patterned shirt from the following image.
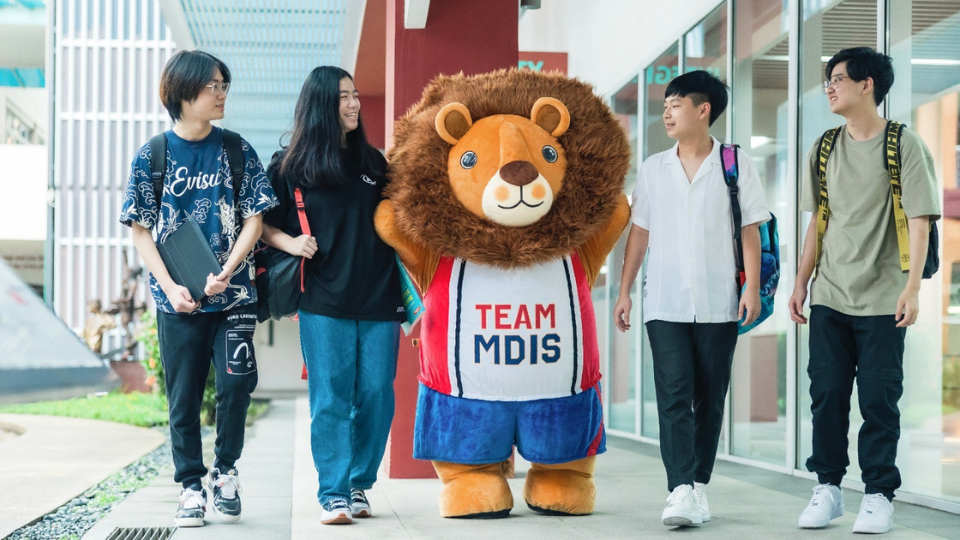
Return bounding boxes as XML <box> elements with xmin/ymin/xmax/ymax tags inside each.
<box><xmin>119</xmin><ymin>127</ymin><xmax>278</xmax><ymax>313</ymax></box>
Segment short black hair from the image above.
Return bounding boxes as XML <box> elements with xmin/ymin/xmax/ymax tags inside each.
<box><xmin>664</xmin><ymin>70</ymin><xmax>729</xmax><ymax>126</ymax></box>
<box><xmin>159</xmin><ymin>50</ymin><xmax>231</xmax><ymax>122</ymax></box>
<box><xmin>826</xmin><ymin>47</ymin><xmax>894</xmax><ymax>106</ymax></box>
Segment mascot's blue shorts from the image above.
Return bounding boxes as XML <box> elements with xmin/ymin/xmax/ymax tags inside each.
<box><xmin>413</xmin><ymin>383</ymin><xmax>606</xmax><ymax>464</ymax></box>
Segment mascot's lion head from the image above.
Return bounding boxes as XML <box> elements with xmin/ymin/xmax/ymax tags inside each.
<box><xmin>386</xmin><ymin>69</ymin><xmax>630</xmax><ymax>269</ymax></box>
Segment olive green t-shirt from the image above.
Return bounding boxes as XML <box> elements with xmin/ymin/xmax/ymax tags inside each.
<box><xmin>800</xmin><ymin>126</ymin><xmax>940</xmax><ymax>316</ymax></box>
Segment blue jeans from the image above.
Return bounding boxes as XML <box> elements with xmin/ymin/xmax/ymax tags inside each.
<box><xmin>298</xmin><ymin>311</ymin><xmax>401</xmax><ymax>504</ymax></box>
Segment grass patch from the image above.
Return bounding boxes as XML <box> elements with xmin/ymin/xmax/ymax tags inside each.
<box><xmin>0</xmin><ymin>392</ymin><xmax>271</xmax><ymax>428</ymax></box>
<box><xmin>0</xmin><ymin>391</ymin><xmax>169</xmax><ymax>427</ymax></box>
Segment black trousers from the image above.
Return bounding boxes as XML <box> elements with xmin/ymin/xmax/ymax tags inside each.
<box><xmin>157</xmin><ymin>304</ymin><xmax>259</xmax><ymax>488</ymax></box>
<box><xmin>646</xmin><ymin>320</ymin><xmax>738</xmax><ymax>492</ymax></box>
<box><xmin>806</xmin><ymin>305</ymin><xmax>905</xmax><ymax>500</ymax></box>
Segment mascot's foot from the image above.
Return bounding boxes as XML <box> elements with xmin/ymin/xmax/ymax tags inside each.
<box><xmin>433</xmin><ymin>461</ymin><xmax>514</xmax><ymax>518</ymax></box>
<box><xmin>524</xmin><ymin>456</ymin><xmax>596</xmax><ymax>516</ymax></box>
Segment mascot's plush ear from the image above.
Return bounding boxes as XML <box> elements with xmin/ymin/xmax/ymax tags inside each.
<box><xmin>435</xmin><ymin>102</ymin><xmax>473</xmax><ymax>145</ymax></box>
<box><xmin>531</xmin><ymin>97</ymin><xmax>570</xmax><ymax>137</ymax></box>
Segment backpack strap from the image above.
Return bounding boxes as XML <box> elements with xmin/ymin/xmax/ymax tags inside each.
<box><xmin>148</xmin><ymin>133</ymin><xmax>167</xmax><ymax>213</ymax></box>
<box><xmin>222</xmin><ymin>129</ymin><xmax>244</xmax><ymax>211</ymax></box>
<box><xmin>294</xmin><ymin>187</ymin><xmax>311</xmax><ymax>293</ymax></box>
<box><xmin>814</xmin><ymin>126</ymin><xmax>840</xmax><ymax>278</ymax></box>
<box><xmin>719</xmin><ymin>143</ymin><xmax>745</xmax><ymax>286</ymax></box>
<box><xmin>885</xmin><ymin>120</ymin><xmax>911</xmax><ymax>273</ymax></box>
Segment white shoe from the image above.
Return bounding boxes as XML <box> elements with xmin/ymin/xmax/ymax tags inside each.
<box><xmin>694</xmin><ymin>482</ymin><xmax>711</xmax><ymax>522</ymax></box>
<box><xmin>321</xmin><ymin>497</ymin><xmax>353</xmax><ymax>525</ymax></box>
<box><xmin>798</xmin><ymin>484</ymin><xmax>844</xmax><ymax>528</ymax></box>
<box><xmin>852</xmin><ymin>494</ymin><xmax>894</xmax><ymax>534</ymax></box>
<box><xmin>174</xmin><ymin>487</ymin><xmax>206</xmax><ymax>528</ymax></box>
<box><xmin>661</xmin><ymin>484</ymin><xmax>703</xmax><ymax>527</ymax></box>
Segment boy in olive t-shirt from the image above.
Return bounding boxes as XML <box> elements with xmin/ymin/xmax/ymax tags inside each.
<box><xmin>789</xmin><ymin>47</ymin><xmax>940</xmax><ymax>535</ymax></box>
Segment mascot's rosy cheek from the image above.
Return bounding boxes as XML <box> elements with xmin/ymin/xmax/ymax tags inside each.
<box><xmin>375</xmin><ymin>69</ymin><xmax>631</xmax><ymax>519</ymax></box>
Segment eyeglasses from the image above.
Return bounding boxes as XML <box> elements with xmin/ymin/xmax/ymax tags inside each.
<box><xmin>205</xmin><ymin>82</ymin><xmax>230</xmax><ymax>95</ymax></box>
<box><xmin>822</xmin><ymin>75</ymin><xmax>848</xmax><ymax>93</ymax></box>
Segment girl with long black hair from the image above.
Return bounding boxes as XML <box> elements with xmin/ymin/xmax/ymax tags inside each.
<box><xmin>261</xmin><ymin>66</ymin><xmax>403</xmax><ymax>525</ymax></box>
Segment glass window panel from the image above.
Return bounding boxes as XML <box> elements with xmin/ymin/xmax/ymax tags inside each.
<box><xmin>684</xmin><ymin>4</ymin><xmax>728</xmax><ymax>141</ymax></box>
<box><xmin>606</xmin><ymin>77</ymin><xmax>640</xmax><ymax>435</ymax></box>
<box><xmin>639</xmin><ymin>45</ymin><xmax>680</xmax><ymax>439</ymax></box>
<box><xmin>644</xmin><ymin>44</ymin><xmax>680</xmax><ymax>159</ymax></box>
<box><xmin>888</xmin><ymin>0</ymin><xmax>960</xmax><ymax>504</ymax></box>
<box><xmin>797</xmin><ymin>0</ymin><xmax>877</xmax><ymax>477</ymax></box>
<box><xmin>729</xmin><ymin>0</ymin><xmax>789</xmax><ymax>467</ymax></box>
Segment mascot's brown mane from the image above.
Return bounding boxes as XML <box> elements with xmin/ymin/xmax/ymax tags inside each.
<box><xmin>385</xmin><ymin>69</ymin><xmax>631</xmax><ymax>269</ymax></box>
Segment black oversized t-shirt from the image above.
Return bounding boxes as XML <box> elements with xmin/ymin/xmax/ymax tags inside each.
<box><xmin>263</xmin><ymin>148</ymin><xmax>403</xmax><ymax>321</ymax></box>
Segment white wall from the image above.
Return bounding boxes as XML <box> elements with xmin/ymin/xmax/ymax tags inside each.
<box><xmin>519</xmin><ymin>0</ymin><xmax>722</xmax><ymax>95</ymax></box>
<box><xmin>0</xmin><ymin>144</ymin><xmax>47</xmax><ymax>241</ymax></box>
<box><xmin>0</xmin><ymin>87</ymin><xmax>48</xmax><ymax>139</ymax></box>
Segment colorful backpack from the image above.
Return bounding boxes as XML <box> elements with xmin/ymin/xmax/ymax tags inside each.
<box><xmin>720</xmin><ymin>144</ymin><xmax>780</xmax><ymax>335</ymax></box>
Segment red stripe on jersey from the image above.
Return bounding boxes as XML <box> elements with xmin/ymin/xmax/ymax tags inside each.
<box><xmin>586</xmin><ymin>384</ymin><xmax>604</xmax><ymax>456</ymax></box>
<box><xmin>419</xmin><ymin>257</ymin><xmax>454</xmax><ymax>395</ymax></box>
<box><xmin>571</xmin><ymin>252</ymin><xmax>601</xmax><ymax>391</ymax></box>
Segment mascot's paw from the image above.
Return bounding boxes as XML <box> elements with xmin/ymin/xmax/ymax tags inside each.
<box><xmin>433</xmin><ymin>461</ymin><xmax>513</xmax><ymax>518</ymax></box>
<box><xmin>523</xmin><ymin>456</ymin><xmax>596</xmax><ymax>516</ymax></box>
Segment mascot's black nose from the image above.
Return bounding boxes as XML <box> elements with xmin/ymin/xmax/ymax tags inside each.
<box><xmin>500</xmin><ymin>160</ymin><xmax>539</xmax><ymax>186</ymax></box>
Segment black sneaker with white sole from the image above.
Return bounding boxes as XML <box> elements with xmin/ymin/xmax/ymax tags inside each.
<box><xmin>175</xmin><ymin>487</ymin><xmax>206</xmax><ymax>527</ymax></box>
<box><xmin>206</xmin><ymin>467</ymin><xmax>242</xmax><ymax>523</ymax></box>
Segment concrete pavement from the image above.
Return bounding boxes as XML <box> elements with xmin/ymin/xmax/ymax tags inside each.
<box><xmin>0</xmin><ymin>413</ymin><xmax>165</xmax><ymax>538</ymax></box>
<box><xmin>75</xmin><ymin>398</ymin><xmax>959</xmax><ymax>539</ymax></box>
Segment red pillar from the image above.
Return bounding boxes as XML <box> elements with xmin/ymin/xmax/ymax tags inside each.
<box><xmin>381</xmin><ymin>0</ymin><xmax>518</xmax><ymax>479</ymax></box>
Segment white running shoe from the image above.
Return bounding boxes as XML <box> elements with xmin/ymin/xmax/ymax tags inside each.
<box><xmin>661</xmin><ymin>484</ymin><xmax>703</xmax><ymax>527</ymax></box>
<box><xmin>798</xmin><ymin>484</ymin><xmax>844</xmax><ymax>528</ymax></box>
<box><xmin>852</xmin><ymin>493</ymin><xmax>894</xmax><ymax>534</ymax></box>
<box><xmin>694</xmin><ymin>482</ymin><xmax>711</xmax><ymax>522</ymax></box>
<box><xmin>321</xmin><ymin>497</ymin><xmax>353</xmax><ymax>525</ymax></box>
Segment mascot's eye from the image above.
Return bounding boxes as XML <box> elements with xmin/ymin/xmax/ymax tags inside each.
<box><xmin>460</xmin><ymin>151</ymin><xmax>478</xmax><ymax>169</ymax></box>
<box><xmin>542</xmin><ymin>145</ymin><xmax>558</xmax><ymax>163</ymax></box>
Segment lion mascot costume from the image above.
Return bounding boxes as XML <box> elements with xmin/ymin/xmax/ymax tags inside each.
<box><xmin>376</xmin><ymin>69</ymin><xmax>630</xmax><ymax>518</ymax></box>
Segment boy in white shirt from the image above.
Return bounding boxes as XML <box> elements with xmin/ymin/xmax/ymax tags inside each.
<box><xmin>614</xmin><ymin>70</ymin><xmax>769</xmax><ymax>528</ymax></box>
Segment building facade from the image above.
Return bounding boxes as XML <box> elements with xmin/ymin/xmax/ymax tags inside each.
<box><xmin>52</xmin><ymin>0</ymin><xmax>174</xmax><ymax>334</ymax></box>
<box><xmin>521</xmin><ymin>0</ymin><xmax>960</xmax><ymax>513</ymax></box>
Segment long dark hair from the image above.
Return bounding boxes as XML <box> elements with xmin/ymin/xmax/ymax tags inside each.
<box><xmin>279</xmin><ymin>66</ymin><xmax>382</xmax><ymax>186</ymax></box>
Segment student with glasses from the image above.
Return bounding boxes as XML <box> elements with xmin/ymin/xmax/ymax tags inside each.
<box><xmin>790</xmin><ymin>47</ymin><xmax>940</xmax><ymax>534</ymax></box>
<box><xmin>119</xmin><ymin>50</ymin><xmax>278</xmax><ymax>528</ymax></box>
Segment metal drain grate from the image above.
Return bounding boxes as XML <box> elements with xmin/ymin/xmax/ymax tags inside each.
<box><xmin>106</xmin><ymin>527</ymin><xmax>176</xmax><ymax>540</ymax></box>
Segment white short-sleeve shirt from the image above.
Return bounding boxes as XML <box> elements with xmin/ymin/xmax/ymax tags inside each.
<box><xmin>631</xmin><ymin>137</ymin><xmax>770</xmax><ymax>323</ymax></box>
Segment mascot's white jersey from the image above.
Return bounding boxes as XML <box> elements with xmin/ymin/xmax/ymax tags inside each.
<box><xmin>419</xmin><ymin>254</ymin><xmax>601</xmax><ymax>402</ymax></box>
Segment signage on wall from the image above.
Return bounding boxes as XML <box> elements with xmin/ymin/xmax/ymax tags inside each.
<box><xmin>518</xmin><ymin>52</ymin><xmax>568</xmax><ymax>74</ymax></box>
<box><xmin>647</xmin><ymin>65</ymin><xmax>722</xmax><ymax>85</ymax></box>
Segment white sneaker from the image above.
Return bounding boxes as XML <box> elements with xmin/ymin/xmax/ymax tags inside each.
<box><xmin>694</xmin><ymin>482</ymin><xmax>711</xmax><ymax>522</ymax></box>
<box><xmin>661</xmin><ymin>484</ymin><xmax>703</xmax><ymax>527</ymax></box>
<box><xmin>852</xmin><ymin>494</ymin><xmax>894</xmax><ymax>534</ymax></box>
<box><xmin>321</xmin><ymin>497</ymin><xmax>353</xmax><ymax>525</ymax></box>
<box><xmin>798</xmin><ymin>484</ymin><xmax>844</xmax><ymax>528</ymax></box>
<box><xmin>174</xmin><ymin>487</ymin><xmax>206</xmax><ymax>528</ymax></box>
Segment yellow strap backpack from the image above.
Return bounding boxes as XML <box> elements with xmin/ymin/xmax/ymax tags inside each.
<box><xmin>814</xmin><ymin>121</ymin><xmax>939</xmax><ymax>279</ymax></box>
